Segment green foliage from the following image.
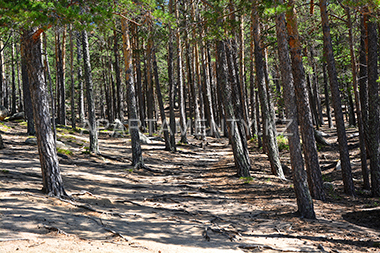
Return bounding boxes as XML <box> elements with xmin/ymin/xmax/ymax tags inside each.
<box><xmin>56</xmin><ymin>147</ymin><xmax>73</xmax><ymax>156</ymax></box>
<box><xmin>276</xmin><ymin>135</ymin><xmax>289</xmax><ymax>152</ymax></box>
<box><xmin>240</xmin><ymin>176</ymin><xmax>254</xmax><ymax>184</ymax></box>
<box><xmin>0</xmin><ymin>169</ymin><xmax>9</xmax><ymax>174</ymax></box>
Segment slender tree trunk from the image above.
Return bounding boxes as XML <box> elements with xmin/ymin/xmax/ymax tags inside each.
<box><xmin>16</xmin><ymin>42</ymin><xmax>23</xmax><ymax>112</ymax></box>
<box><xmin>320</xmin><ymin>0</ymin><xmax>355</xmax><ymax>195</ymax></box>
<box><xmin>22</xmin><ymin>28</ymin><xmax>67</xmax><ymax>198</ymax></box>
<box><xmin>168</xmin><ymin>24</ymin><xmax>177</xmax><ymax>151</ymax></box>
<box><xmin>346</xmin><ymin>6</ymin><xmax>369</xmax><ymax>191</ymax></box>
<box><xmin>275</xmin><ymin>6</ymin><xmax>315</xmax><ymax>218</ymax></box>
<box><xmin>69</xmin><ymin>25</ymin><xmax>76</xmax><ymax>129</ymax></box>
<box><xmin>359</xmin><ymin>14</ymin><xmax>370</xmax><ymax>157</ymax></box>
<box><xmin>76</xmin><ymin>32</ymin><xmax>85</xmax><ymax>123</ymax></box>
<box><xmin>82</xmin><ymin>30</ymin><xmax>99</xmax><ymax>154</ymax></box>
<box><xmin>252</xmin><ymin>8</ymin><xmax>285</xmax><ymax>179</ymax></box>
<box><xmin>286</xmin><ymin>0</ymin><xmax>325</xmax><ymax>200</ymax></box>
<box><xmin>11</xmin><ymin>32</ymin><xmax>16</xmax><ymax>115</ymax></box>
<box><xmin>367</xmin><ymin>20</ymin><xmax>380</xmax><ymax>196</ymax></box>
<box><xmin>310</xmin><ymin>47</ymin><xmax>324</xmax><ymax>126</ymax></box>
<box><xmin>217</xmin><ymin>40</ymin><xmax>251</xmax><ymax>178</ymax></box>
<box><xmin>175</xmin><ymin>3</ymin><xmax>188</xmax><ymax>143</ymax></box>
<box><xmin>21</xmin><ymin>39</ymin><xmax>35</xmax><ymax>135</ymax></box>
<box><xmin>114</xmin><ymin>30</ymin><xmax>124</xmax><ymax>121</ymax></box>
<box><xmin>323</xmin><ymin>63</ymin><xmax>333</xmax><ymax>128</ymax></box>
<box><xmin>152</xmin><ymin>47</ymin><xmax>172</xmax><ymax>151</ymax></box>
<box><xmin>146</xmin><ymin>18</ymin><xmax>155</xmax><ymax>136</ymax></box>
<box><xmin>43</xmin><ymin>33</ymin><xmax>57</xmax><ymax>142</ymax></box>
<box><xmin>121</xmin><ymin>19</ymin><xmax>145</xmax><ymax>168</ymax></box>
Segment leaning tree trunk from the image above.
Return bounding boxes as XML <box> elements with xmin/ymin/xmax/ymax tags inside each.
<box><xmin>82</xmin><ymin>30</ymin><xmax>99</xmax><ymax>154</ymax></box>
<box><xmin>286</xmin><ymin>0</ymin><xmax>325</xmax><ymax>200</ymax></box>
<box><xmin>252</xmin><ymin>8</ymin><xmax>285</xmax><ymax>179</ymax></box>
<box><xmin>22</xmin><ymin>28</ymin><xmax>67</xmax><ymax>198</ymax></box>
<box><xmin>367</xmin><ymin>20</ymin><xmax>380</xmax><ymax>197</ymax></box>
<box><xmin>217</xmin><ymin>40</ymin><xmax>251</xmax><ymax>178</ymax></box>
<box><xmin>320</xmin><ymin>0</ymin><xmax>355</xmax><ymax>196</ymax></box>
<box><xmin>275</xmin><ymin>6</ymin><xmax>315</xmax><ymax>219</ymax></box>
<box><xmin>121</xmin><ymin>18</ymin><xmax>145</xmax><ymax>168</ymax></box>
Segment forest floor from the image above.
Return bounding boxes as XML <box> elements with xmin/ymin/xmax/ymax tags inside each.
<box><xmin>0</xmin><ymin>119</ymin><xmax>379</xmax><ymax>253</ymax></box>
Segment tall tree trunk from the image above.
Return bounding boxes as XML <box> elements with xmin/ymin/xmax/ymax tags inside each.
<box><xmin>347</xmin><ymin>6</ymin><xmax>369</xmax><ymax>190</ymax></box>
<box><xmin>367</xmin><ymin>19</ymin><xmax>380</xmax><ymax>196</ymax></box>
<box><xmin>121</xmin><ymin>18</ymin><xmax>145</xmax><ymax>168</ymax></box>
<box><xmin>76</xmin><ymin>32</ymin><xmax>85</xmax><ymax>123</ymax></box>
<box><xmin>359</xmin><ymin>14</ymin><xmax>370</xmax><ymax>158</ymax></box>
<box><xmin>114</xmin><ymin>30</ymin><xmax>124</xmax><ymax>121</ymax></box>
<box><xmin>323</xmin><ymin>63</ymin><xmax>333</xmax><ymax>128</ymax></box>
<box><xmin>146</xmin><ymin>17</ymin><xmax>156</xmax><ymax>136</ymax></box>
<box><xmin>286</xmin><ymin>0</ymin><xmax>325</xmax><ymax>200</ymax></box>
<box><xmin>21</xmin><ymin>39</ymin><xmax>35</xmax><ymax>135</ymax></box>
<box><xmin>252</xmin><ymin>8</ymin><xmax>285</xmax><ymax>179</ymax></box>
<box><xmin>11</xmin><ymin>32</ymin><xmax>16</xmax><ymax>115</ymax></box>
<box><xmin>152</xmin><ymin>47</ymin><xmax>172</xmax><ymax>151</ymax></box>
<box><xmin>82</xmin><ymin>30</ymin><xmax>99</xmax><ymax>154</ymax></box>
<box><xmin>69</xmin><ymin>25</ymin><xmax>76</xmax><ymax>129</ymax></box>
<box><xmin>320</xmin><ymin>0</ymin><xmax>355</xmax><ymax>196</ymax></box>
<box><xmin>275</xmin><ymin>6</ymin><xmax>315</xmax><ymax>218</ymax></box>
<box><xmin>16</xmin><ymin>41</ymin><xmax>23</xmax><ymax>112</ymax></box>
<box><xmin>310</xmin><ymin>47</ymin><xmax>324</xmax><ymax>126</ymax></box>
<box><xmin>175</xmin><ymin>2</ymin><xmax>188</xmax><ymax>143</ymax></box>
<box><xmin>217</xmin><ymin>40</ymin><xmax>251</xmax><ymax>178</ymax></box>
<box><xmin>43</xmin><ymin>33</ymin><xmax>57</xmax><ymax>142</ymax></box>
<box><xmin>167</xmin><ymin>4</ymin><xmax>177</xmax><ymax>151</ymax></box>
<box><xmin>22</xmin><ymin>28</ymin><xmax>67</xmax><ymax>198</ymax></box>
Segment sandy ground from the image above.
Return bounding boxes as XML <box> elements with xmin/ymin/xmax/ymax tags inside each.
<box><xmin>0</xmin><ymin>121</ymin><xmax>379</xmax><ymax>253</ymax></box>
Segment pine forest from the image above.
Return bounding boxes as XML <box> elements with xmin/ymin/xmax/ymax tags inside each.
<box><xmin>0</xmin><ymin>0</ymin><xmax>379</xmax><ymax>252</ymax></box>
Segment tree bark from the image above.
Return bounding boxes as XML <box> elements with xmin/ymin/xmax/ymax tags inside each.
<box><xmin>275</xmin><ymin>5</ymin><xmax>315</xmax><ymax>219</ymax></box>
<box><xmin>217</xmin><ymin>40</ymin><xmax>251</xmax><ymax>178</ymax></box>
<box><xmin>346</xmin><ymin>7</ymin><xmax>369</xmax><ymax>190</ymax></box>
<box><xmin>153</xmin><ymin>46</ymin><xmax>173</xmax><ymax>151</ymax></box>
<box><xmin>21</xmin><ymin>37</ymin><xmax>35</xmax><ymax>135</ymax></box>
<box><xmin>82</xmin><ymin>30</ymin><xmax>99</xmax><ymax>154</ymax></box>
<box><xmin>252</xmin><ymin>8</ymin><xmax>285</xmax><ymax>179</ymax></box>
<box><xmin>22</xmin><ymin>28</ymin><xmax>67</xmax><ymax>198</ymax></box>
<box><xmin>11</xmin><ymin>32</ymin><xmax>16</xmax><ymax>115</ymax></box>
<box><xmin>320</xmin><ymin>0</ymin><xmax>355</xmax><ymax>196</ymax></box>
<box><xmin>121</xmin><ymin>18</ymin><xmax>145</xmax><ymax>168</ymax></box>
<box><xmin>69</xmin><ymin>25</ymin><xmax>76</xmax><ymax>129</ymax></box>
<box><xmin>322</xmin><ymin>63</ymin><xmax>333</xmax><ymax>128</ymax></box>
<box><xmin>76</xmin><ymin>32</ymin><xmax>85</xmax><ymax>123</ymax></box>
<box><xmin>367</xmin><ymin>19</ymin><xmax>380</xmax><ymax>196</ymax></box>
<box><xmin>286</xmin><ymin>0</ymin><xmax>325</xmax><ymax>200</ymax></box>
<box><xmin>114</xmin><ymin>30</ymin><xmax>124</xmax><ymax>121</ymax></box>
<box><xmin>175</xmin><ymin>2</ymin><xmax>188</xmax><ymax>143</ymax></box>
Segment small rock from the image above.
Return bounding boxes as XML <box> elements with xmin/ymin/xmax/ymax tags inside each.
<box><xmin>335</xmin><ymin>160</ymin><xmax>341</xmax><ymax>171</ymax></box>
<box><xmin>317</xmin><ymin>244</ymin><xmax>325</xmax><ymax>251</ymax></box>
<box><xmin>25</xmin><ymin>137</ymin><xmax>37</xmax><ymax>145</ymax></box>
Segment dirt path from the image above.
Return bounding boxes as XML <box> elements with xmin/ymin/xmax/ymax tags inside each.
<box><xmin>0</xmin><ymin>121</ymin><xmax>379</xmax><ymax>252</ymax></box>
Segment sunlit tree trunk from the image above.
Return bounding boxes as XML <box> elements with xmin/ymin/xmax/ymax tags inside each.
<box><xmin>22</xmin><ymin>28</ymin><xmax>67</xmax><ymax>197</ymax></box>
<box><xmin>275</xmin><ymin>5</ymin><xmax>315</xmax><ymax>218</ymax></box>
<box><xmin>286</xmin><ymin>0</ymin><xmax>325</xmax><ymax>200</ymax></box>
<box><xmin>82</xmin><ymin>30</ymin><xmax>99</xmax><ymax>154</ymax></box>
<box><xmin>320</xmin><ymin>0</ymin><xmax>354</xmax><ymax>196</ymax></box>
<box><xmin>121</xmin><ymin>18</ymin><xmax>145</xmax><ymax>168</ymax></box>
